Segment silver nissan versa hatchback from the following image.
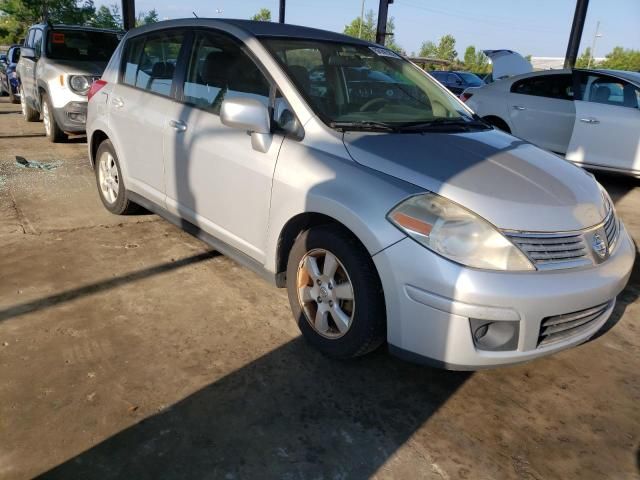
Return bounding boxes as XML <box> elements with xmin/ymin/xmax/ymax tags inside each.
<box><xmin>86</xmin><ymin>19</ymin><xmax>635</xmax><ymax>369</ymax></box>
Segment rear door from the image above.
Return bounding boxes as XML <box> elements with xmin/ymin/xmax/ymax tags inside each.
<box><xmin>109</xmin><ymin>29</ymin><xmax>186</xmax><ymax>206</ymax></box>
<box><xmin>20</xmin><ymin>28</ymin><xmax>38</xmax><ymax>106</ymax></box>
<box><xmin>508</xmin><ymin>73</ymin><xmax>576</xmax><ymax>154</ymax></box>
<box><xmin>566</xmin><ymin>72</ymin><xmax>640</xmax><ymax>175</ymax></box>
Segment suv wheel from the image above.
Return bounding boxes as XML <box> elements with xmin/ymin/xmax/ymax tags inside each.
<box><xmin>42</xmin><ymin>93</ymin><xmax>67</xmax><ymax>142</ymax></box>
<box><xmin>94</xmin><ymin>139</ymin><xmax>139</xmax><ymax>215</ymax></box>
<box><xmin>20</xmin><ymin>86</ymin><xmax>39</xmax><ymax>122</ymax></box>
<box><xmin>286</xmin><ymin>225</ymin><xmax>386</xmax><ymax>358</ymax></box>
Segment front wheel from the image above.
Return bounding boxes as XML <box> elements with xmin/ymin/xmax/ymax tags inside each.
<box><xmin>20</xmin><ymin>86</ymin><xmax>39</xmax><ymax>122</ymax></box>
<box><xmin>286</xmin><ymin>225</ymin><xmax>386</xmax><ymax>358</ymax></box>
<box><xmin>42</xmin><ymin>93</ymin><xmax>67</xmax><ymax>142</ymax></box>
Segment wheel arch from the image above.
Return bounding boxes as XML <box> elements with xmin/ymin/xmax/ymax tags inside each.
<box><xmin>483</xmin><ymin>115</ymin><xmax>512</xmax><ymax>133</ymax></box>
<box><xmin>89</xmin><ymin>129</ymin><xmax>110</xmax><ymax>168</ymax></box>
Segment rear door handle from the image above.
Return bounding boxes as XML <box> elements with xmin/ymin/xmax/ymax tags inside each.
<box><xmin>580</xmin><ymin>117</ymin><xmax>600</xmax><ymax>124</ymax></box>
<box><xmin>111</xmin><ymin>97</ymin><xmax>124</xmax><ymax>109</ymax></box>
<box><xmin>169</xmin><ymin>119</ymin><xmax>187</xmax><ymax>132</ymax></box>
<box><xmin>512</xmin><ymin>105</ymin><xmax>526</xmax><ymax>111</ymax></box>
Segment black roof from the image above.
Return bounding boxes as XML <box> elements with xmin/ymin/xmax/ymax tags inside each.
<box><xmin>129</xmin><ymin>18</ymin><xmax>371</xmax><ymax>45</ymax></box>
<box><xmin>30</xmin><ymin>23</ymin><xmax>122</xmax><ymax>34</ymax></box>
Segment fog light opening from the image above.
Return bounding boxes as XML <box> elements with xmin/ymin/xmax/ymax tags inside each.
<box><xmin>470</xmin><ymin>319</ymin><xmax>519</xmax><ymax>352</ymax></box>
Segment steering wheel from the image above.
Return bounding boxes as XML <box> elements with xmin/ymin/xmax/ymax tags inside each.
<box><xmin>359</xmin><ymin>97</ymin><xmax>389</xmax><ymax>112</ymax></box>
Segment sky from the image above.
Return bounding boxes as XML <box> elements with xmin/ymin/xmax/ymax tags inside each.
<box><xmin>96</xmin><ymin>0</ymin><xmax>640</xmax><ymax>58</ymax></box>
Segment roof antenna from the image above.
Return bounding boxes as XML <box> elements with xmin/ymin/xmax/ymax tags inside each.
<box><xmin>192</xmin><ymin>11</ymin><xmax>199</xmax><ymax>18</ymax></box>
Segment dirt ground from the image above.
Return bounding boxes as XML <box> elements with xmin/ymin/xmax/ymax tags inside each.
<box><xmin>0</xmin><ymin>95</ymin><xmax>638</xmax><ymax>480</ymax></box>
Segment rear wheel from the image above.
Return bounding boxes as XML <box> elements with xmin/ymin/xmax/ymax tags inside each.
<box><xmin>94</xmin><ymin>139</ymin><xmax>139</xmax><ymax>215</ymax></box>
<box><xmin>286</xmin><ymin>225</ymin><xmax>386</xmax><ymax>359</ymax></box>
<box><xmin>20</xmin><ymin>86</ymin><xmax>39</xmax><ymax>122</ymax></box>
<box><xmin>42</xmin><ymin>93</ymin><xmax>67</xmax><ymax>142</ymax></box>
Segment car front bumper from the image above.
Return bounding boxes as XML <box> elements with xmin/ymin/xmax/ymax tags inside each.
<box><xmin>52</xmin><ymin>101</ymin><xmax>88</xmax><ymax>133</ymax></box>
<box><xmin>373</xmin><ymin>222</ymin><xmax>636</xmax><ymax>370</ymax></box>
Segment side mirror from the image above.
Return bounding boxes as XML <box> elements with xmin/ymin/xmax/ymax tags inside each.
<box><xmin>455</xmin><ymin>79</ymin><xmax>463</xmax><ymax>85</ymax></box>
<box><xmin>0</xmin><ymin>55</ymin><xmax>6</xmax><ymax>65</ymax></box>
<box><xmin>20</xmin><ymin>47</ymin><xmax>36</xmax><ymax>60</ymax></box>
<box><xmin>220</xmin><ymin>97</ymin><xmax>271</xmax><ymax>152</ymax></box>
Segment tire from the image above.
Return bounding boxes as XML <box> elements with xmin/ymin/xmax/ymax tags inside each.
<box><xmin>42</xmin><ymin>92</ymin><xmax>67</xmax><ymax>142</ymax></box>
<box><xmin>20</xmin><ymin>86</ymin><xmax>39</xmax><ymax>122</ymax></box>
<box><xmin>94</xmin><ymin>139</ymin><xmax>140</xmax><ymax>215</ymax></box>
<box><xmin>286</xmin><ymin>224</ymin><xmax>386</xmax><ymax>359</ymax></box>
<box><xmin>8</xmin><ymin>87</ymin><xmax>19</xmax><ymax>104</ymax></box>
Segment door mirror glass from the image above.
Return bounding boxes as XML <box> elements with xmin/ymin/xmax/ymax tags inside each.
<box><xmin>20</xmin><ymin>47</ymin><xmax>36</xmax><ymax>60</ymax></box>
<box><xmin>0</xmin><ymin>54</ymin><xmax>6</xmax><ymax>65</ymax></box>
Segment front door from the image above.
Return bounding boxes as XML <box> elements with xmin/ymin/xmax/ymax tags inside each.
<box><xmin>566</xmin><ymin>72</ymin><xmax>640</xmax><ymax>175</ymax></box>
<box><xmin>109</xmin><ymin>29</ymin><xmax>186</xmax><ymax>206</ymax></box>
<box><xmin>163</xmin><ymin>30</ymin><xmax>283</xmax><ymax>261</ymax></box>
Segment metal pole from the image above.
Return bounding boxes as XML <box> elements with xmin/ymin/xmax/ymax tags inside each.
<box><xmin>121</xmin><ymin>0</ymin><xmax>135</xmax><ymax>30</ymax></box>
<box><xmin>359</xmin><ymin>0</ymin><xmax>365</xmax><ymax>39</ymax></box>
<box><xmin>587</xmin><ymin>20</ymin><xmax>601</xmax><ymax>68</ymax></box>
<box><xmin>375</xmin><ymin>0</ymin><xmax>393</xmax><ymax>45</ymax></box>
<box><xmin>279</xmin><ymin>0</ymin><xmax>286</xmax><ymax>23</ymax></box>
<box><xmin>564</xmin><ymin>0</ymin><xmax>589</xmax><ymax>69</ymax></box>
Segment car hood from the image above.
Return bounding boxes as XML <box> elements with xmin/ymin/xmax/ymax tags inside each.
<box><xmin>483</xmin><ymin>50</ymin><xmax>532</xmax><ymax>80</ymax></box>
<box><xmin>49</xmin><ymin>60</ymin><xmax>108</xmax><ymax>76</ymax></box>
<box><xmin>342</xmin><ymin>129</ymin><xmax>606</xmax><ymax>232</ymax></box>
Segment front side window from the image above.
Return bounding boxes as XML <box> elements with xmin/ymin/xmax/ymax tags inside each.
<box><xmin>182</xmin><ymin>31</ymin><xmax>270</xmax><ymax>114</ymax></box>
<box><xmin>25</xmin><ymin>29</ymin><xmax>35</xmax><ymax>48</ymax></box>
<box><xmin>511</xmin><ymin>74</ymin><xmax>574</xmax><ymax>100</ymax></box>
<box><xmin>46</xmin><ymin>29</ymin><xmax>120</xmax><ymax>61</ymax></box>
<box><xmin>122</xmin><ymin>31</ymin><xmax>185</xmax><ymax>97</ymax></box>
<box><xmin>32</xmin><ymin>29</ymin><xmax>43</xmax><ymax>57</ymax></box>
<box><xmin>577</xmin><ymin>74</ymin><xmax>639</xmax><ymax>109</ymax></box>
<box><xmin>263</xmin><ymin>39</ymin><xmax>479</xmax><ymax>131</ymax></box>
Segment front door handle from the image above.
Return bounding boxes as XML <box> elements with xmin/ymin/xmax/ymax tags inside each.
<box><xmin>580</xmin><ymin>117</ymin><xmax>600</xmax><ymax>124</ymax></box>
<box><xmin>512</xmin><ymin>105</ymin><xmax>526</xmax><ymax>111</ymax></box>
<box><xmin>111</xmin><ymin>97</ymin><xmax>124</xmax><ymax>109</ymax></box>
<box><xmin>169</xmin><ymin>119</ymin><xmax>187</xmax><ymax>132</ymax></box>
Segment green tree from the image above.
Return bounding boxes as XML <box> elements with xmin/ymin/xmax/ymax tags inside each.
<box><xmin>343</xmin><ymin>9</ymin><xmax>403</xmax><ymax>53</ymax></box>
<box><xmin>419</xmin><ymin>34</ymin><xmax>457</xmax><ymax>63</ymax></box>
<box><xmin>89</xmin><ymin>3</ymin><xmax>121</xmax><ymax>29</ymax></box>
<box><xmin>600</xmin><ymin>46</ymin><xmax>640</xmax><ymax>71</ymax></box>
<box><xmin>575</xmin><ymin>47</ymin><xmax>593</xmax><ymax>68</ymax></box>
<box><xmin>462</xmin><ymin>45</ymin><xmax>490</xmax><ymax>73</ymax></box>
<box><xmin>250</xmin><ymin>8</ymin><xmax>271</xmax><ymax>22</ymax></box>
<box><xmin>136</xmin><ymin>8</ymin><xmax>159</xmax><ymax>27</ymax></box>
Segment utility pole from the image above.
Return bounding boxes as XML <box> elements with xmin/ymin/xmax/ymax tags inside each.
<box><xmin>121</xmin><ymin>0</ymin><xmax>135</xmax><ymax>30</ymax></box>
<box><xmin>359</xmin><ymin>0</ymin><xmax>365</xmax><ymax>39</ymax></box>
<box><xmin>279</xmin><ymin>0</ymin><xmax>286</xmax><ymax>23</ymax></box>
<box><xmin>564</xmin><ymin>0</ymin><xmax>589</xmax><ymax>69</ymax></box>
<box><xmin>375</xmin><ymin>0</ymin><xmax>393</xmax><ymax>45</ymax></box>
<box><xmin>587</xmin><ymin>20</ymin><xmax>602</xmax><ymax>68</ymax></box>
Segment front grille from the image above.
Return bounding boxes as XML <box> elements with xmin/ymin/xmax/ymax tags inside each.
<box><xmin>507</xmin><ymin>232</ymin><xmax>589</xmax><ymax>269</ymax></box>
<box><xmin>538</xmin><ymin>301</ymin><xmax>612</xmax><ymax>348</ymax></box>
<box><xmin>603</xmin><ymin>208</ymin><xmax>619</xmax><ymax>248</ymax></box>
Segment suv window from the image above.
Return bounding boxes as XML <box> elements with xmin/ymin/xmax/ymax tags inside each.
<box><xmin>182</xmin><ymin>31</ymin><xmax>270</xmax><ymax>114</ymax></box>
<box><xmin>511</xmin><ymin>74</ymin><xmax>574</xmax><ymax>100</ymax></box>
<box><xmin>122</xmin><ymin>31</ymin><xmax>185</xmax><ymax>97</ymax></box>
<box><xmin>25</xmin><ymin>28</ymin><xmax>35</xmax><ymax>48</ymax></box>
<box><xmin>33</xmin><ymin>29</ymin><xmax>43</xmax><ymax>57</ymax></box>
<box><xmin>578</xmin><ymin>73</ymin><xmax>639</xmax><ymax>109</ymax></box>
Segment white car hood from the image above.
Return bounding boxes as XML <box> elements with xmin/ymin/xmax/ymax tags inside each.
<box><xmin>343</xmin><ymin>129</ymin><xmax>606</xmax><ymax>232</ymax></box>
<box><xmin>483</xmin><ymin>50</ymin><xmax>532</xmax><ymax>80</ymax></box>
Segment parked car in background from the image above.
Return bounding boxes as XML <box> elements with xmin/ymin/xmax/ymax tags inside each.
<box><xmin>429</xmin><ymin>70</ymin><xmax>484</xmax><ymax>94</ymax></box>
<box><xmin>87</xmin><ymin>19</ymin><xmax>634</xmax><ymax>369</ymax></box>
<box><xmin>0</xmin><ymin>45</ymin><xmax>21</xmax><ymax>103</ymax></box>
<box><xmin>463</xmin><ymin>51</ymin><xmax>640</xmax><ymax>178</ymax></box>
<box><xmin>16</xmin><ymin>23</ymin><xmax>121</xmax><ymax>142</ymax></box>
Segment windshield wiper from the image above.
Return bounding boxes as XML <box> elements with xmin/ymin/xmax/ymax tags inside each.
<box><xmin>395</xmin><ymin>117</ymin><xmax>490</xmax><ymax>132</ymax></box>
<box><xmin>329</xmin><ymin>121</ymin><xmax>400</xmax><ymax>132</ymax></box>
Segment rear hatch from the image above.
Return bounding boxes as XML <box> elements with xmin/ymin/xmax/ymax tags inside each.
<box><xmin>483</xmin><ymin>50</ymin><xmax>532</xmax><ymax>81</ymax></box>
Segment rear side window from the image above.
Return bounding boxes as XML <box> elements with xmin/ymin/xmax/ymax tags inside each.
<box><xmin>182</xmin><ymin>31</ymin><xmax>270</xmax><ymax>114</ymax></box>
<box><xmin>122</xmin><ymin>31</ymin><xmax>185</xmax><ymax>97</ymax></box>
<box><xmin>511</xmin><ymin>74</ymin><xmax>574</xmax><ymax>100</ymax></box>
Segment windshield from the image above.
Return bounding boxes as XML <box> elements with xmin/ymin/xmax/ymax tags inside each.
<box><xmin>458</xmin><ymin>72</ymin><xmax>484</xmax><ymax>86</ymax></box>
<box><xmin>47</xmin><ymin>30</ymin><xmax>120</xmax><ymax>61</ymax></box>
<box><xmin>262</xmin><ymin>39</ymin><xmax>475</xmax><ymax>128</ymax></box>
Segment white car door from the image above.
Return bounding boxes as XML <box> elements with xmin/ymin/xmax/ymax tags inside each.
<box><xmin>566</xmin><ymin>72</ymin><xmax>640</xmax><ymax>175</ymax></box>
<box><xmin>508</xmin><ymin>73</ymin><xmax>576</xmax><ymax>154</ymax></box>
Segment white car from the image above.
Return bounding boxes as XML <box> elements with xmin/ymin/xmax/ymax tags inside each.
<box><xmin>463</xmin><ymin>51</ymin><xmax>640</xmax><ymax>178</ymax></box>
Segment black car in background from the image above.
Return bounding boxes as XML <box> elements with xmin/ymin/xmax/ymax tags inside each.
<box><xmin>0</xmin><ymin>44</ymin><xmax>21</xmax><ymax>103</ymax></box>
<box><xmin>429</xmin><ymin>70</ymin><xmax>485</xmax><ymax>95</ymax></box>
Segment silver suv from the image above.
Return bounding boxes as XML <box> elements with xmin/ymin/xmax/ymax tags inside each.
<box><xmin>17</xmin><ymin>24</ymin><xmax>121</xmax><ymax>142</ymax></box>
<box><xmin>86</xmin><ymin>19</ymin><xmax>635</xmax><ymax>369</ymax></box>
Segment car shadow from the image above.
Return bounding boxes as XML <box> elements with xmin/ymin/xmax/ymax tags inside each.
<box><xmin>37</xmin><ymin>337</ymin><xmax>470</xmax><ymax>479</ymax></box>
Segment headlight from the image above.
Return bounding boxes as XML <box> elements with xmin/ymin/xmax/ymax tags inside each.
<box><xmin>69</xmin><ymin>75</ymin><xmax>91</xmax><ymax>95</ymax></box>
<box><xmin>388</xmin><ymin>193</ymin><xmax>534</xmax><ymax>271</ymax></box>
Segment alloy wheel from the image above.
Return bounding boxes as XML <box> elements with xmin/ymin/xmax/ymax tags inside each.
<box><xmin>97</xmin><ymin>151</ymin><xmax>119</xmax><ymax>204</ymax></box>
<box><xmin>296</xmin><ymin>248</ymin><xmax>355</xmax><ymax>339</ymax></box>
